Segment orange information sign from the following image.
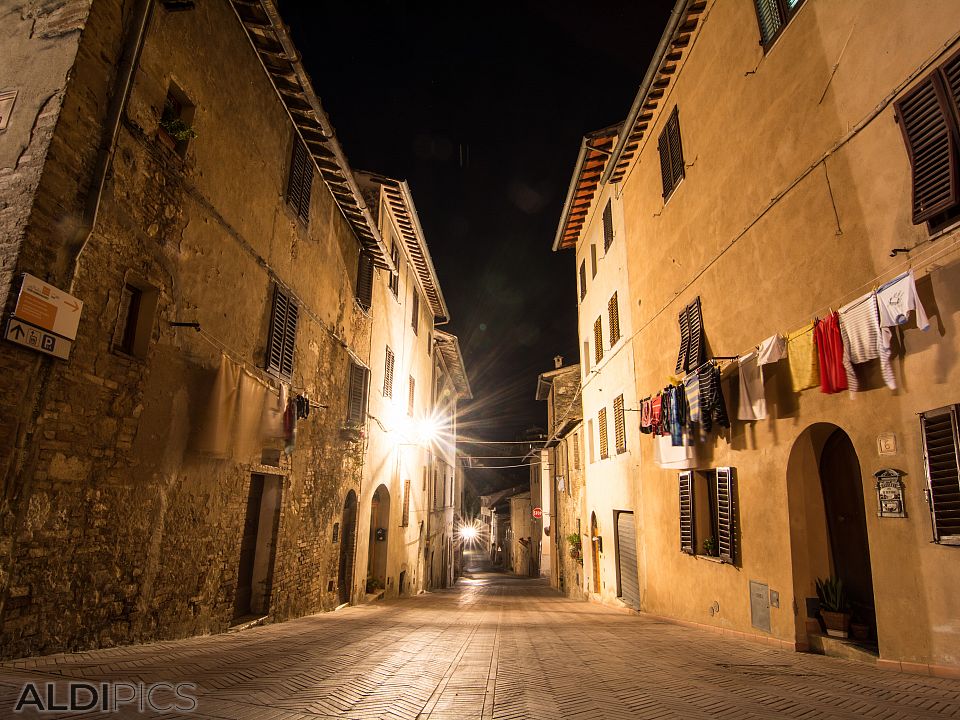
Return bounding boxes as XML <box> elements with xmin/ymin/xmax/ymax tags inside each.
<box><xmin>13</xmin><ymin>274</ymin><xmax>82</xmax><ymax>340</ymax></box>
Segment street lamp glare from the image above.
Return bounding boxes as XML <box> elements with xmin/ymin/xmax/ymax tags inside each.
<box><xmin>459</xmin><ymin>525</ymin><xmax>478</xmax><ymax>541</ymax></box>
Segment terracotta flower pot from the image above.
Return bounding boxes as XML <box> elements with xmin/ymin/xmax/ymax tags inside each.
<box><xmin>821</xmin><ymin>610</ymin><xmax>851</xmax><ymax>638</ymax></box>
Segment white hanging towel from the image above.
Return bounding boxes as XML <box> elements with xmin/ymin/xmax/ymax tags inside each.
<box><xmin>757</xmin><ymin>334</ymin><xmax>786</xmax><ymax>365</ymax></box>
<box><xmin>838</xmin><ymin>292</ymin><xmax>895</xmax><ymax>391</ymax></box>
<box><xmin>737</xmin><ymin>351</ymin><xmax>767</xmax><ymax>421</ymax></box>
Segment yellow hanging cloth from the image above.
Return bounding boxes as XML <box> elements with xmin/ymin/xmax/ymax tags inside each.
<box><xmin>786</xmin><ymin>322</ymin><xmax>820</xmax><ymax>392</ymax></box>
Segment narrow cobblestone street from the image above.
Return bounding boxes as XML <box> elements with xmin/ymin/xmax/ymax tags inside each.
<box><xmin>1</xmin><ymin>553</ymin><xmax>958</xmax><ymax>720</ymax></box>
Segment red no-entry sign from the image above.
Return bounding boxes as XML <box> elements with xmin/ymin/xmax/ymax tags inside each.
<box><xmin>532</xmin><ymin>507</ymin><xmax>543</xmax><ymax>519</ymax></box>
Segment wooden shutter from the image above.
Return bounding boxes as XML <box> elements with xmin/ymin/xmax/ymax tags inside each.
<box><xmin>679</xmin><ymin>471</ymin><xmax>695</xmax><ymax>554</ymax></box>
<box><xmin>347</xmin><ymin>363</ymin><xmax>370</xmax><ymax>424</ymax></box>
<box><xmin>356</xmin><ymin>253</ymin><xmax>374</xmax><ymax>310</ymax></box>
<box><xmin>587</xmin><ymin>418</ymin><xmax>595</xmax><ymax>463</ymax></box>
<box><xmin>573</xmin><ymin>431</ymin><xmax>580</xmax><ymax>471</ymax></box>
<box><xmin>614</xmin><ymin>394</ymin><xmax>626</xmax><ymax>454</ymax></box>
<box><xmin>579</xmin><ymin>261</ymin><xmax>587</xmax><ymax>301</ymax></box>
<box><xmin>895</xmin><ymin>73</ymin><xmax>959</xmax><ymax>224</ymax></box>
<box><xmin>590</xmin><ymin>244</ymin><xmax>597</xmax><ymax>277</ymax></box>
<box><xmin>408</xmin><ymin>375</ymin><xmax>415</xmax><ymax>416</ymax></box>
<box><xmin>658</xmin><ymin>108</ymin><xmax>685</xmax><ymax>199</ymax></box>
<box><xmin>402</xmin><ymin>479</ymin><xmax>411</xmax><ymax>527</ymax></box>
<box><xmin>266</xmin><ymin>285</ymin><xmax>298</xmax><ymax>380</ymax></box>
<box><xmin>675</xmin><ymin>297</ymin><xmax>704</xmax><ymax>373</ymax></box>
<box><xmin>389</xmin><ymin>243</ymin><xmax>400</xmax><ymax>295</ymax></box>
<box><xmin>287</xmin><ymin>139</ymin><xmax>312</xmax><ymax>224</ymax></box>
<box><xmin>658</xmin><ymin>129</ymin><xmax>673</xmax><ymax>198</ymax></box>
<box><xmin>411</xmin><ymin>291</ymin><xmax>420</xmax><ymax>334</ymax></box>
<box><xmin>754</xmin><ymin>0</ymin><xmax>783</xmax><ymax>46</ymax></box>
<box><xmin>383</xmin><ymin>346</ymin><xmax>395</xmax><ymax>398</ymax></box>
<box><xmin>593</xmin><ymin>317</ymin><xmax>603</xmax><ymax>365</ymax></box>
<box><xmin>920</xmin><ymin>405</ymin><xmax>960</xmax><ymax>544</ymax></box>
<box><xmin>716</xmin><ymin>467</ymin><xmax>737</xmax><ymax>563</ymax></box>
<box><xmin>608</xmin><ymin>292</ymin><xmax>620</xmax><ymax>346</ymax></box>
<box><xmin>598</xmin><ymin>408</ymin><xmax>608</xmax><ymax>460</ymax></box>
<box><xmin>602</xmin><ymin>200</ymin><xmax>614</xmax><ymax>252</ymax></box>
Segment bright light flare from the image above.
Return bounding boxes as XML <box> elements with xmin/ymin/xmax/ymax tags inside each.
<box><xmin>457</xmin><ymin>517</ymin><xmax>483</xmax><ymax>547</ymax></box>
<box><xmin>459</xmin><ymin>525</ymin><xmax>478</xmax><ymax>541</ymax></box>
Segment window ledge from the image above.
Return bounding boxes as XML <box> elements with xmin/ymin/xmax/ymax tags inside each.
<box><xmin>695</xmin><ymin>554</ymin><xmax>730</xmax><ymax>565</ymax></box>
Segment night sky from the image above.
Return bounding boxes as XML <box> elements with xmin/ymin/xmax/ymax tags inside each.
<box><xmin>277</xmin><ymin>1</ymin><xmax>674</xmax><ymax>490</ymax></box>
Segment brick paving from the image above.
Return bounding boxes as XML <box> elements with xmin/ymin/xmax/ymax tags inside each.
<box><xmin>1</xmin><ymin>554</ymin><xmax>959</xmax><ymax>719</ymax></box>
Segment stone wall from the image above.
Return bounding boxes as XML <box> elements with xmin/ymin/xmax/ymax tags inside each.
<box><xmin>0</xmin><ymin>0</ymin><xmax>374</xmax><ymax>659</ymax></box>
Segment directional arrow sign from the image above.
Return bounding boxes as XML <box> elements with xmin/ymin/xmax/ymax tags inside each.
<box><xmin>13</xmin><ymin>273</ymin><xmax>83</xmax><ymax>340</ymax></box>
<box><xmin>5</xmin><ymin>318</ymin><xmax>71</xmax><ymax>360</ymax></box>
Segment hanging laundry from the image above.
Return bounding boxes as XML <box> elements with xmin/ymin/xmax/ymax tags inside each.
<box><xmin>234</xmin><ymin>370</ymin><xmax>268</xmax><ymax>460</ymax></box>
<box><xmin>876</xmin><ymin>270</ymin><xmax>929</xmax><ymax>330</ymax></box>
<box><xmin>683</xmin><ymin>373</ymin><xmax>701</xmax><ymax>425</ymax></box>
<box><xmin>262</xmin><ymin>383</ymin><xmax>289</xmax><ymax>438</ymax></box>
<box><xmin>640</xmin><ymin>397</ymin><xmax>653</xmax><ymax>434</ymax></box>
<box><xmin>283</xmin><ymin>395</ymin><xmax>297</xmax><ymax>454</ymax></box>
<box><xmin>653</xmin><ymin>433</ymin><xmax>697</xmax><ymax>469</ymax></box>
<box><xmin>757</xmin><ymin>334</ymin><xmax>787</xmax><ymax>365</ymax></box>
<box><xmin>698</xmin><ymin>362</ymin><xmax>730</xmax><ymax>432</ymax></box>
<box><xmin>668</xmin><ymin>384</ymin><xmax>688</xmax><ymax>447</ymax></box>
<box><xmin>196</xmin><ymin>354</ymin><xmax>242</xmax><ymax>456</ymax></box>
<box><xmin>786</xmin><ymin>323</ymin><xmax>820</xmax><ymax>392</ymax></box>
<box><xmin>838</xmin><ymin>292</ymin><xmax>894</xmax><ymax>391</ymax></box>
<box><xmin>737</xmin><ymin>351</ymin><xmax>766</xmax><ymax>421</ymax></box>
<box><xmin>814</xmin><ymin>313</ymin><xmax>848</xmax><ymax>394</ymax></box>
<box><xmin>651</xmin><ymin>394</ymin><xmax>663</xmax><ymax>435</ymax></box>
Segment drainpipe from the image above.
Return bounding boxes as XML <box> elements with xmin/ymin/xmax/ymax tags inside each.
<box><xmin>69</xmin><ymin>0</ymin><xmax>156</xmax><ymax>292</ymax></box>
<box><xmin>600</xmin><ymin>0</ymin><xmax>689</xmax><ymax>187</ymax></box>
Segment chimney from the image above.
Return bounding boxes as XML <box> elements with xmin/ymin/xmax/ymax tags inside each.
<box><xmin>553</xmin><ymin>355</ymin><xmax>563</xmax><ymax>369</ymax></box>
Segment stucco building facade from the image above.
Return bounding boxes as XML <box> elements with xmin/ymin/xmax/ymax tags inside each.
<box><xmin>556</xmin><ymin>0</ymin><xmax>960</xmax><ymax>674</ymax></box>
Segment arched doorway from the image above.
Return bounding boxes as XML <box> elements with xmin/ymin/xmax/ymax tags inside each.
<box><xmin>786</xmin><ymin>424</ymin><xmax>877</xmax><ymax>643</ymax></box>
<box><xmin>820</xmin><ymin>428</ymin><xmax>877</xmax><ymax>632</ymax></box>
<box><xmin>590</xmin><ymin>512</ymin><xmax>601</xmax><ymax>595</ymax></box>
<box><xmin>338</xmin><ymin>490</ymin><xmax>358</xmax><ymax>605</ymax></box>
<box><xmin>367</xmin><ymin>485</ymin><xmax>390</xmax><ymax>593</ymax></box>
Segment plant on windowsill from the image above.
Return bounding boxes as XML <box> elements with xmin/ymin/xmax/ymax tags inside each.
<box><xmin>566</xmin><ymin>532</ymin><xmax>583</xmax><ymax>564</ymax></box>
<box><xmin>365</xmin><ymin>577</ymin><xmax>383</xmax><ymax>594</ymax></box>
<box><xmin>701</xmin><ymin>537</ymin><xmax>718</xmax><ymax>557</ymax></box>
<box><xmin>816</xmin><ymin>576</ymin><xmax>851</xmax><ymax>639</ymax></box>
<box><xmin>158</xmin><ymin>99</ymin><xmax>197</xmax><ymax>150</ymax></box>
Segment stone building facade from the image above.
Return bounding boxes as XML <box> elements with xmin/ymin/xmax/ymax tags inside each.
<box><xmin>555</xmin><ymin>0</ymin><xmax>960</xmax><ymax>674</ymax></box>
<box><xmin>0</xmin><ymin>0</ymin><xmax>466</xmax><ymax>661</ymax></box>
<box><xmin>535</xmin><ymin>362</ymin><xmax>585</xmax><ymax>599</ymax></box>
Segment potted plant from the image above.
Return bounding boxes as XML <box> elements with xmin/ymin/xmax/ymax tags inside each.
<box><xmin>566</xmin><ymin>533</ymin><xmax>583</xmax><ymax>564</ymax></box>
<box><xmin>816</xmin><ymin>576</ymin><xmax>851</xmax><ymax>638</ymax></box>
<box><xmin>702</xmin><ymin>536</ymin><xmax>717</xmax><ymax>557</ymax></box>
<box><xmin>158</xmin><ymin>98</ymin><xmax>197</xmax><ymax>150</ymax></box>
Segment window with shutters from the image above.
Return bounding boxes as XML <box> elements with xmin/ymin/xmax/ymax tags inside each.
<box><xmin>411</xmin><ymin>290</ymin><xmax>420</xmax><ymax>335</ymax></box>
<box><xmin>895</xmin><ymin>50</ymin><xmax>960</xmax><ymax>229</ymax></box>
<box><xmin>593</xmin><ymin>317</ymin><xmax>603</xmax><ymax>365</ymax></box>
<box><xmin>408</xmin><ymin>375</ymin><xmax>415</xmax><ymax>416</ymax></box>
<box><xmin>614</xmin><ymin>394</ymin><xmax>626</xmax><ymax>455</ymax></box>
<box><xmin>112</xmin><ymin>278</ymin><xmax>158</xmax><ymax>360</ymax></box>
<box><xmin>679</xmin><ymin>468</ymin><xmax>738</xmax><ymax>562</ymax></box>
<box><xmin>608</xmin><ymin>292</ymin><xmax>620</xmax><ymax>346</ymax></box>
<box><xmin>920</xmin><ymin>404</ymin><xmax>960</xmax><ymax>545</ymax></box>
<box><xmin>266</xmin><ymin>285</ymin><xmax>299</xmax><ymax>380</ymax></box>
<box><xmin>602</xmin><ymin>200</ymin><xmax>614</xmax><ymax>252</ymax></box>
<box><xmin>590</xmin><ymin>244</ymin><xmax>598</xmax><ymax>278</ymax></box>
<box><xmin>383</xmin><ymin>346</ymin><xmax>395</xmax><ymax>398</ymax></box>
<box><xmin>573</xmin><ymin>431</ymin><xmax>580</xmax><ymax>471</ymax></box>
<box><xmin>332</xmin><ymin>522</ymin><xmax>340</xmax><ymax>543</ymax></box>
<box><xmin>389</xmin><ymin>242</ymin><xmax>400</xmax><ymax>296</ymax></box>
<box><xmin>598</xmin><ymin>408</ymin><xmax>609</xmax><ymax>460</ymax></box>
<box><xmin>579</xmin><ymin>260</ymin><xmax>587</xmax><ymax>301</ymax></box>
<box><xmin>583</xmin><ymin>340</ymin><xmax>591</xmax><ymax>375</ymax></box>
<box><xmin>286</xmin><ymin>138</ymin><xmax>313</xmax><ymax>224</ymax></box>
<box><xmin>356</xmin><ymin>252</ymin><xmax>374</xmax><ymax>311</ymax></box>
<box><xmin>753</xmin><ymin>0</ymin><xmax>806</xmax><ymax>49</ymax></box>
<box><xmin>657</xmin><ymin>106</ymin><xmax>685</xmax><ymax>201</ymax></box>
<box><xmin>402</xmin><ymin>479</ymin><xmax>411</xmax><ymax>527</ymax></box>
<box><xmin>346</xmin><ymin>362</ymin><xmax>370</xmax><ymax>425</ymax></box>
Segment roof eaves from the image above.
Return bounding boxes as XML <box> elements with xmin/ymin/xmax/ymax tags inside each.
<box><xmin>228</xmin><ymin>0</ymin><xmax>394</xmax><ymax>272</ymax></box>
<box><xmin>434</xmin><ymin>329</ymin><xmax>472</xmax><ymax>400</ymax></box>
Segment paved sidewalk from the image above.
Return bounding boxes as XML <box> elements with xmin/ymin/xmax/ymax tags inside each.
<box><xmin>1</xmin><ymin>556</ymin><xmax>959</xmax><ymax>719</ymax></box>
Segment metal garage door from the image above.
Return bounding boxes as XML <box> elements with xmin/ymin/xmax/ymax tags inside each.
<box><xmin>616</xmin><ymin>511</ymin><xmax>640</xmax><ymax>609</ymax></box>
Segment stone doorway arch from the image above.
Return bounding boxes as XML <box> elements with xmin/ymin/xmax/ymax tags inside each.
<box><xmin>367</xmin><ymin>484</ymin><xmax>391</xmax><ymax>593</ymax></box>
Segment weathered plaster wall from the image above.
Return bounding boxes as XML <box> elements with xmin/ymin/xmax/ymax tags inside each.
<box><xmin>620</xmin><ymin>0</ymin><xmax>960</xmax><ymax>668</ymax></box>
<box><xmin>0</xmin><ymin>0</ymin><xmax>372</xmax><ymax>659</ymax></box>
